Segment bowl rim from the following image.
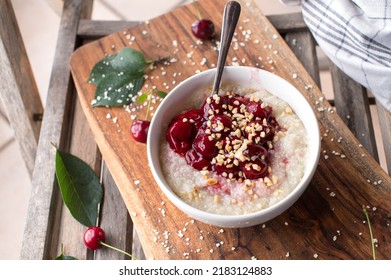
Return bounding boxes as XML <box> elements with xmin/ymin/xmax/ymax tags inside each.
<box><xmin>147</xmin><ymin>66</ymin><xmax>321</xmax><ymax>226</ymax></box>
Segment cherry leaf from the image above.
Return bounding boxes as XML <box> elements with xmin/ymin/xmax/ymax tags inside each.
<box><xmin>92</xmin><ymin>73</ymin><xmax>144</xmax><ymax>107</ymax></box>
<box><xmin>110</xmin><ymin>47</ymin><xmax>147</xmax><ymax>74</ymax></box>
<box><xmin>88</xmin><ymin>54</ymin><xmax>117</xmax><ymax>85</ymax></box>
<box><xmin>89</xmin><ymin>47</ymin><xmax>150</xmax><ymax>107</ymax></box>
<box><xmin>55</xmin><ymin>148</ymin><xmax>103</xmax><ymax>227</ymax></box>
<box><xmin>156</xmin><ymin>90</ymin><xmax>168</xmax><ymax>99</ymax></box>
<box><xmin>55</xmin><ymin>253</ymin><xmax>77</xmax><ymax>260</ymax></box>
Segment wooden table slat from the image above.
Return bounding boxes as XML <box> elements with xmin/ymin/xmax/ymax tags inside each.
<box><xmin>267</xmin><ymin>12</ymin><xmax>307</xmax><ymax>33</ymax></box>
<box><xmin>284</xmin><ymin>30</ymin><xmax>321</xmax><ymax>88</ymax></box>
<box><xmin>132</xmin><ymin>226</ymin><xmax>146</xmax><ymax>260</ymax></box>
<box><xmin>377</xmin><ymin>103</ymin><xmax>391</xmax><ymax>174</ymax></box>
<box><xmin>329</xmin><ymin>63</ymin><xmax>379</xmax><ymax>162</ymax></box>
<box><xmin>95</xmin><ymin>162</ymin><xmax>135</xmax><ymax>260</ymax></box>
<box><xmin>0</xmin><ymin>0</ymin><xmax>43</xmax><ymax>176</ymax></box>
<box><xmin>78</xmin><ymin>19</ymin><xmax>140</xmax><ymax>40</ymax></box>
<box><xmin>20</xmin><ymin>0</ymin><xmax>94</xmax><ymax>260</ymax></box>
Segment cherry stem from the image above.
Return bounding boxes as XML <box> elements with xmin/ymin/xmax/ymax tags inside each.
<box><xmin>145</xmin><ymin>89</ymin><xmax>153</xmax><ymax>120</ymax></box>
<box><xmin>100</xmin><ymin>241</ymin><xmax>138</xmax><ymax>260</ymax></box>
<box><xmin>362</xmin><ymin>207</ymin><xmax>376</xmax><ymax>260</ymax></box>
<box><xmin>193</xmin><ymin>0</ymin><xmax>202</xmax><ymax>20</ymax></box>
<box><xmin>146</xmin><ymin>56</ymin><xmax>170</xmax><ymax>66</ymax></box>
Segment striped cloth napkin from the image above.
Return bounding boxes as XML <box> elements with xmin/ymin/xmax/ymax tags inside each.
<box><xmin>280</xmin><ymin>0</ymin><xmax>391</xmax><ymax>111</ymax></box>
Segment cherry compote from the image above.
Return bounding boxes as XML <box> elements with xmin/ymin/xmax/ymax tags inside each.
<box><xmin>166</xmin><ymin>92</ymin><xmax>280</xmax><ymax>181</ymax></box>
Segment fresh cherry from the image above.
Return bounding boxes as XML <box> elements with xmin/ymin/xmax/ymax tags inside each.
<box><xmin>83</xmin><ymin>226</ymin><xmax>105</xmax><ymax>250</ymax></box>
<box><xmin>191</xmin><ymin>19</ymin><xmax>215</xmax><ymax>40</ymax></box>
<box><xmin>191</xmin><ymin>0</ymin><xmax>215</xmax><ymax>40</ymax></box>
<box><xmin>83</xmin><ymin>226</ymin><xmax>136</xmax><ymax>259</ymax></box>
<box><xmin>131</xmin><ymin>120</ymin><xmax>150</xmax><ymax>143</ymax></box>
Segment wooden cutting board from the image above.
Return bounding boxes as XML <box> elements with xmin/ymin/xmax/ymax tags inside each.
<box><xmin>70</xmin><ymin>0</ymin><xmax>391</xmax><ymax>259</ymax></box>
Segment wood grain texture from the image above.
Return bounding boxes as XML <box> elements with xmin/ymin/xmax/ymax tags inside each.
<box><xmin>20</xmin><ymin>0</ymin><xmax>93</xmax><ymax>260</ymax></box>
<box><xmin>94</xmin><ymin>162</ymin><xmax>136</xmax><ymax>260</ymax></box>
<box><xmin>0</xmin><ymin>0</ymin><xmax>43</xmax><ymax>176</ymax></box>
<box><xmin>70</xmin><ymin>0</ymin><xmax>391</xmax><ymax>259</ymax></box>
<box><xmin>284</xmin><ymin>31</ymin><xmax>320</xmax><ymax>88</ymax></box>
<box><xmin>377</xmin><ymin>103</ymin><xmax>391</xmax><ymax>174</ymax></box>
<box><xmin>267</xmin><ymin>12</ymin><xmax>307</xmax><ymax>34</ymax></box>
<box><xmin>78</xmin><ymin>20</ymin><xmax>140</xmax><ymax>40</ymax></box>
<box><xmin>329</xmin><ymin>63</ymin><xmax>379</xmax><ymax>162</ymax></box>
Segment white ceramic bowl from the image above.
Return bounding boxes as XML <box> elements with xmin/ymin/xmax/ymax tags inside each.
<box><xmin>147</xmin><ymin>66</ymin><xmax>320</xmax><ymax>228</ymax></box>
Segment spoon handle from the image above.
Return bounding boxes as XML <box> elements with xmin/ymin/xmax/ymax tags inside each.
<box><xmin>212</xmin><ymin>1</ymin><xmax>241</xmax><ymax>95</ymax></box>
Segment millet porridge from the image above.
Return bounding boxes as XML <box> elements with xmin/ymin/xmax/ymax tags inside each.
<box><xmin>160</xmin><ymin>85</ymin><xmax>308</xmax><ymax>215</ymax></box>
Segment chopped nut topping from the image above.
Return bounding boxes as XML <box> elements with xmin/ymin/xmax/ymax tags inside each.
<box><xmin>167</xmin><ymin>91</ymin><xmax>282</xmax><ymax>183</ymax></box>
<box><xmin>272</xmin><ymin>175</ymin><xmax>278</xmax><ymax>184</ymax></box>
<box><xmin>264</xmin><ymin>177</ymin><xmax>273</xmax><ymax>187</ymax></box>
<box><xmin>206</xmin><ymin>178</ymin><xmax>218</xmax><ymax>185</ymax></box>
<box><xmin>285</xmin><ymin>107</ymin><xmax>293</xmax><ymax>114</ymax></box>
<box><xmin>252</xmin><ymin>164</ymin><xmax>261</xmax><ymax>171</ymax></box>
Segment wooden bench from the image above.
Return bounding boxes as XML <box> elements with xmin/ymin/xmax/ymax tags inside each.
<box><xmin>1</xmin><ymin>0</ymin><xmax>389</xmax><ymax>260</ymax></box>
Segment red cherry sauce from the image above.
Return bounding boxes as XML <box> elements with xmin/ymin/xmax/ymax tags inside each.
<box><xmin>166</xmin><ymin>93</ymin><xmax>280</xmax><ymax>181</ymax></box>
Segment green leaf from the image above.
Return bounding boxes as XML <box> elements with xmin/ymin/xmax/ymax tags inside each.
<box><xmin>88</xmin><ymin>54</ymin><xmax>117</xmax><ymax>85</ymax></box>
<box><xmin>156</xmin><ymin>90</ymin><xmax>168</xmax><ymax>99</ymax></box>
<box><xmin>110</xmin><ymin>47</ymin><xmax>148</xmax><ymax>74</ymax></box>
<box><xmin>55</xmin><ymin>253</ymin><xmax>78</xmax><ymax>260</ymax></box>
<box><xmin>92</xmin><ymin>73</ymin><xmax>144</xmax><ymax>107</ymax></box>
<box><xmin>55</xmin><ymin>149</ymin><xmax>103</xmax><ymax>227</ymax></box>
<box><xmin>88</xmin><ymin>47</ymin><xmax>150</xmax><ymax>107</ymax></box>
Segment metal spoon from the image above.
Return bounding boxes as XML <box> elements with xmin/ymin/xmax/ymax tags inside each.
<box><xmin>211</xmin><ymin>1</ymin><xmax>241</xmax><ymax>95</ymax></box>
